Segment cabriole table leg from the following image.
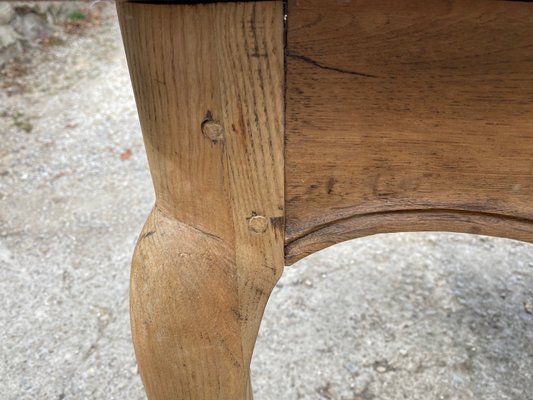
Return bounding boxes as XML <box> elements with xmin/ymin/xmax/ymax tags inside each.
<box><xmin>116</xmin><ymin>1</ymin><xmax>285</xmax><ymax>399</ymax></box>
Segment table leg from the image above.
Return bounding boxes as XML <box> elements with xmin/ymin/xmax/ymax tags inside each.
<box><xmin>131</xmin><ymin>207</ymin><xmax>279</xmax><ymax>399</ymax></box>
<box><xmin>116</xmin><ymin>2</ymin><xmax>285</xmax><ymax>399</ymax></box>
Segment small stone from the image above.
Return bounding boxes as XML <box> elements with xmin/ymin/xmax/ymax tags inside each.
<box><xmin>0</xmin><ymin>25</ymin><xmax>20</xmax><ymax>49</ymax></box>
<box><xmin>524</xmin><ymin>301</ymin><xmax>533</xmax><ymax>315</ymax></box>
<box><xmin>0</xmin><ymin>3</ymin><xmax>14</xmax><ymax>25</ymax></box>
<box><xmin>11</xmin><ymin>12</ymin><xmax>50</xmax><ymax>42</ymax></box>
<box><xmin>344</xmin><ymin>362</ymin><xmax>359</xmax><ymax>375</ymax></box>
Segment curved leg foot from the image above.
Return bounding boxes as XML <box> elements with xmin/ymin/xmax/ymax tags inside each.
<box><xmin>131</xmin><ymin>208</ymin><xmax>281</xmax><ymax>399</ymax></box>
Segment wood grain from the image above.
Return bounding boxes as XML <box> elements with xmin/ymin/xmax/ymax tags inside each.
<box><xmin>285</xmin><ymin>0</ymin><xmax>533</xmax><ymax>264</ymax></box>
<box><xmin>117</xmin><ymin>1</ymin><xmax>284</xmax><ymax>398</ymax></box>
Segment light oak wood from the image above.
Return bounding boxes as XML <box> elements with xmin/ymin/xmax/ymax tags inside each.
<box><xmin>284</xmin><ymin>0</ymin><xmax>533</xmax><ymax>264</ymax></box>
<box><xmin>117</xmin><ymin>1</ymin><xmax>284</xmax><ymax>398</ymax></box>
<box><xmin>116</xmin><ymin>0</ymin><xmax>533</xmax><ymax>397</ymax></box>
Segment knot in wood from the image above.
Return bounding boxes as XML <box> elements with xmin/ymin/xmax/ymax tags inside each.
<box><xmin>248</xmin><ymin>215</ymin><xmax>268</xmax><ymax>234</ymax></box>
<box><xmin>201</xmin><ymin>119</ymin><xmax>224</xmax><ymax>142</ymax></box>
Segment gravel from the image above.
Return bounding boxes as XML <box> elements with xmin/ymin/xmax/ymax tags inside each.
<box><xmin>1</xmin><ymin>4</ymin><xmax>532</xmax><ymax>400</ymax></box>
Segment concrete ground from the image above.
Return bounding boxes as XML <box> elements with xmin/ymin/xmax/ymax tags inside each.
<box><xmin>1</xmin><ymin>4</ymin><xmax>532</xmax><ymax>400</ymax></box>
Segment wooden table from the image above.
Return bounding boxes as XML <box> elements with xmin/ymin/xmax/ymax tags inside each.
<box><xmin>116</xmin><ymin>1</ymin><xmax>533</xmax><ymax>398</ymax></box>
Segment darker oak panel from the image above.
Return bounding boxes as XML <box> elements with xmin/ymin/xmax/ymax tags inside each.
<box><xmin>285</xmin><ymin>0</ymin><xmax>533</xmax><ymax>263</ymax></box>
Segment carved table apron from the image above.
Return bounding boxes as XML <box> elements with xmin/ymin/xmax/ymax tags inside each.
<box><xmin>116</xmin><ymin>1</ymin><xmax>533</xmax><ymax>398</ymax></box>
